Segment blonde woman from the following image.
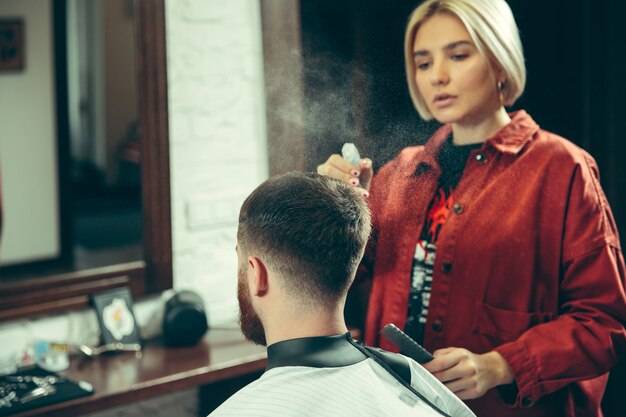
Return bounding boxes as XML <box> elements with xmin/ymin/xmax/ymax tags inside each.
<box><xmin>317</xmin><ymin>0</ymin><xmax>626</xmax><ymax>416</ymax></box>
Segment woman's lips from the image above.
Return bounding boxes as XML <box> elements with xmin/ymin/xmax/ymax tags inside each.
<box><xmin>433</xmin><ymin>94</ymin><xmax>457</xmax><ymax>108</ymax></box>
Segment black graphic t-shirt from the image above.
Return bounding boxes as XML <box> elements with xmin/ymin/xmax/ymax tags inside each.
<box><xmin>404</xmin><ymin>137</ymin><xmax>482</xmax><ymax>344</ymax></box>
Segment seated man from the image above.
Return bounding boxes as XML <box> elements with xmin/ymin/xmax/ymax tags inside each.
<box><xmin>210</xmin><ymin>172</ymin><xmax>474</xmax><ymax>417</ymax></box>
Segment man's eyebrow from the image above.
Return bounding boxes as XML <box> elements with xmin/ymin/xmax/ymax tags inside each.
<box><xmin>413</xmin><ymin>40</ymin><xmax>474</xmax><ymax>57</ymax></box>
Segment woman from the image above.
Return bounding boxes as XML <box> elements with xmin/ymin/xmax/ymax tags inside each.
<box><xmin>317</xmin><ymin>0</ymin><xmax>626</xmax><ymax>416</ymax></box>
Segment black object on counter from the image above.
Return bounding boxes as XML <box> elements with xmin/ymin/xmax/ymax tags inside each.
<box><xmin>0</xmin><ymin>366</ymin><xmax>93</xmax><ymax>416</ymax></box>
<box><xmin>162</xmin><ymin>290</ymin><xmax>209</xmax><ymax>347</ymax></box>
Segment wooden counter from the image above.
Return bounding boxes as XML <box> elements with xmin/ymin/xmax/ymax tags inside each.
<box><xmin>12</xmin><ymin>328</ymin><xmax>267</xmax><ymax>417</ymax></box>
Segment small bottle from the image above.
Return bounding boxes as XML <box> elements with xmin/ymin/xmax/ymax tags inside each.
<box><xmin>341</xmin><ymin>143</ymin><xmax>361</xmax><ymax>166</ymax></box>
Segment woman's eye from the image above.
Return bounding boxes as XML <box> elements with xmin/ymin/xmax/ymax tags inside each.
<box><xmin>416</xmin><ymin>62</ymin><xmax>431</xmax><ymax>70</ymax></box>
<box><xmin>451</xmin><ymin>54</ymin><xmax>468</xmax><ymax>61</ymax></box>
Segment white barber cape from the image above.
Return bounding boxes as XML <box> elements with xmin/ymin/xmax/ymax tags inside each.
<box><xmin>208</xmin><ymin>334</ymin><xmax>475</xmax><ymax>417</ymax></box>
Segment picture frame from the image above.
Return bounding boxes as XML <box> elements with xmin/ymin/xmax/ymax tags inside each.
<box><xmin>90</xmin><ymin>286</ymin><xmax>142</xmax><ymax>346</ymax></box>
<box><xmin>0</xmin><ymin>19</ymin><xmax>25</xmax><ymax>71</ymax></box>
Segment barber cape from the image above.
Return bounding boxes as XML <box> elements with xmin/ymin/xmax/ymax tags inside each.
<box><xmin>208</xmin><ymin>333</ymin><xmax>475</xmax><ymax>417</ymax></box>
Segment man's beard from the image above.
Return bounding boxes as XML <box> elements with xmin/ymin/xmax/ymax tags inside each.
<box><xmin>237</xmin><ymin>264</ymin><xmax>267</xmax><ymax>346</ymax></box>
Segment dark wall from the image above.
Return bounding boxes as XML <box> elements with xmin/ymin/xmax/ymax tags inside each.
<box><xmin>301</xmin><ymin>0</ymin><xmax>432</xmax><ymax>171</ymax></box>
<box><xmin>509</xmin><ymin>0</ymin><xmax>626</xmax><ymax>240</ymax></box>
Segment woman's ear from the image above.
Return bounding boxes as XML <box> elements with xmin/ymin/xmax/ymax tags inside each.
<box><xmin>495</xmin><ymin>66</ymin><xmax>507</xmax><ymax>86</ymax></box>
<box><xmin>247</xmin><ymin>256</ymin><xmax>269</xmax><ymax>297</ymax></box>
<box><xmin>488</xmin><ymin>61</ymin><xmax>505</xmax><ymax>84</ymax></box>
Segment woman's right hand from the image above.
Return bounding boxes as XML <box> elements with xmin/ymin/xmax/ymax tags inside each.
<box><xmin>316</xmin><ymin>154</ymin><xmax>374</xmax><ymax>197</ymax></box>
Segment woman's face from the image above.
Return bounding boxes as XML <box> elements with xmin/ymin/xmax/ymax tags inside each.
<box><xmin>412</xmin><ymin>13</ymin><xmax>502</xmax><ymax>126</ymax></box>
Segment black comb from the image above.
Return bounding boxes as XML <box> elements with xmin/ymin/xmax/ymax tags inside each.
<box><xmin>380</xmin><ymin>323</ymin><xmax>434</xmax><ymax>364</ymax></box>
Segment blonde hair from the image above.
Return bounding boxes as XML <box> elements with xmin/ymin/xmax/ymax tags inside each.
<box><xmin>405</xmin><ymin>0</ymin><xmax>526</xmax><ymax>120</ymax></box>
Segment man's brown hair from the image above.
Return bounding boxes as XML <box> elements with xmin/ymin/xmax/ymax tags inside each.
<box><xmin>237</xmin><ymin>172</ymin><xmax>371</xmax><ymax>306</ymax></box>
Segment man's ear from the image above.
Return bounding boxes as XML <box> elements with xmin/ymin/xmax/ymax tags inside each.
<box><xmin>247</xmin><ymin>256</ymin><xmax>269</xmax><ymax>297</ymax></box>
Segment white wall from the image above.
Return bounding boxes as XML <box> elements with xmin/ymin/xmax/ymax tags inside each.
<box><xmin>166</xmin><ymin>0</ymin><xmax>268</xmax><ymax>326</ymax></box>
<box><xmin>0</xmin><ymin>0</ymin><xmax>60</xmax><ymax>265</ymax></box>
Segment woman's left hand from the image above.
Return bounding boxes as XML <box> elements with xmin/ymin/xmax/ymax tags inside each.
<box><xmin>422</xmin><ymin>347</ymin><xmax>515</xmax><ymax>400</ymax></box>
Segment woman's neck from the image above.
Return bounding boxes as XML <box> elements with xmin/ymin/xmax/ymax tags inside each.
<box><xmin>451</xmin><ymin>107</ymin><xmax>511</xmax><ymax>145</ymax></box>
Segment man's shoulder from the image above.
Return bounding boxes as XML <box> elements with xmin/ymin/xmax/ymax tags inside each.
<box><xmin>208</xmin><ymin>374</ymin><xmax>269</xmax><ymax>416</ymax></box>
<box><xmin>359</xmin><ymin>345</ymin><xmax>476</xmax><ymax>417</ymax></box>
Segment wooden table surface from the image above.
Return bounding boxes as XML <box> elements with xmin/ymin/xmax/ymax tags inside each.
<box><xmin>12</xmin><ymin>328</ymin><xmax>267</xmax><ymax>417</ymax></box>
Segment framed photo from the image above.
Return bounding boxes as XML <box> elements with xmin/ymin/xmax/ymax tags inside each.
<box><xmin>90</xmin><ymin>287</ymin><xmax>142</xmax><ymax>346</ymax></box>
<box><xmin>0</xmin><ymin>19</ymin><xmax>25</xmax><ymax>71</ymax></box>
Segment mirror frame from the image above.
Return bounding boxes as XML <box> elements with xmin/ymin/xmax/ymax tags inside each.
<box><xmin>0</xmin><ymin>0</ymin><xmax>172</xmax><ymax>322</ymax></box>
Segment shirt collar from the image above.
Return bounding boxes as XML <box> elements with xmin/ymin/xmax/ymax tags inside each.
<box><xmin>407</xmin><ymin>110</ymin><xmax>540</xmax><ymax>177</ymax></box>
<box><xmin>486</xmin><ymin>110</ymin><xmax>540</xmax><ymax>154</ymax></box>
<box><xmin>266</xmin><ymin>333</ymin><xmax>367</xmax><ymax>370</ymax></box>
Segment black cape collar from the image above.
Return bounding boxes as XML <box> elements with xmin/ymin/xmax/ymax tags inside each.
<box><xmin>266</xmin><ymin>333</ymin><xmax>368</xmax><ymax>370</ymax></box>
<box><xmin>265</xmin><ymin>333</ymin><xmax>451</xmax><ymax>417</ymax></box>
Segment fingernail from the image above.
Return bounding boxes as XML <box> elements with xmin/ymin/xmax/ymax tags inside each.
<box><xmin>351</xmin><ymin>170</ymin><xmax>360</xmax><ymax>177</ymax></box>
<box><xmin>349</xmin><ymin>178</ymin><xmax>359</xmax><ymax>186</ymax></box>
<box><xmin>362</xmin><ymin>159</ymin><xmax>371</xmax><ymax>168</ymax></box>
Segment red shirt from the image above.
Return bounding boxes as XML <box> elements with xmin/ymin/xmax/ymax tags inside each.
<box><xmin>361</xmin><ymin>110</ymin><xmax>626</xmax><ymax>416</ymax></box>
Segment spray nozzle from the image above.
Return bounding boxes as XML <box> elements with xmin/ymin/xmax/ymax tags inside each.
<box><xmin>341</xmin><ymin>143</ymin><xmax>361</xmax><ymax>166</ymax></box>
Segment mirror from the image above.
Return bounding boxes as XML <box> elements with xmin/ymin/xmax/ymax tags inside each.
<box><xmin>0</xmin><ymin>0</ymin><xmax>171</xmax><ymax>321</ymax></box>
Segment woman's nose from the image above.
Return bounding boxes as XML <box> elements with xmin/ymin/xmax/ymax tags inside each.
<box><xmin>430</xmin><ymin>60</ymin><xmax>449</xmax><ymax>86</ymax></box>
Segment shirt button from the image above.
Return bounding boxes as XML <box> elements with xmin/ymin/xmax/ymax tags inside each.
<box><xmin>452</xmin><ymin>202</ymin><xmax>464</xmax><ymax>214</ymax></box>
<box><xmin>442</xmin><ymin>262</ymin><xmax>452</xmax><ymax>273</ymax></box>
<box><xmin>475</xmin><ymin>152</ymin><xmax>488</xmax><ymax>164</ymax></box>
<box><xmin>521</xmin><ymin>397</ymin><xmax>534</xmax><ymax>408</ymax></box>
<box><xmin>431</xmin><ymin>320</ymin><xmax>443</xmax><ymax>333</ymax></box>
